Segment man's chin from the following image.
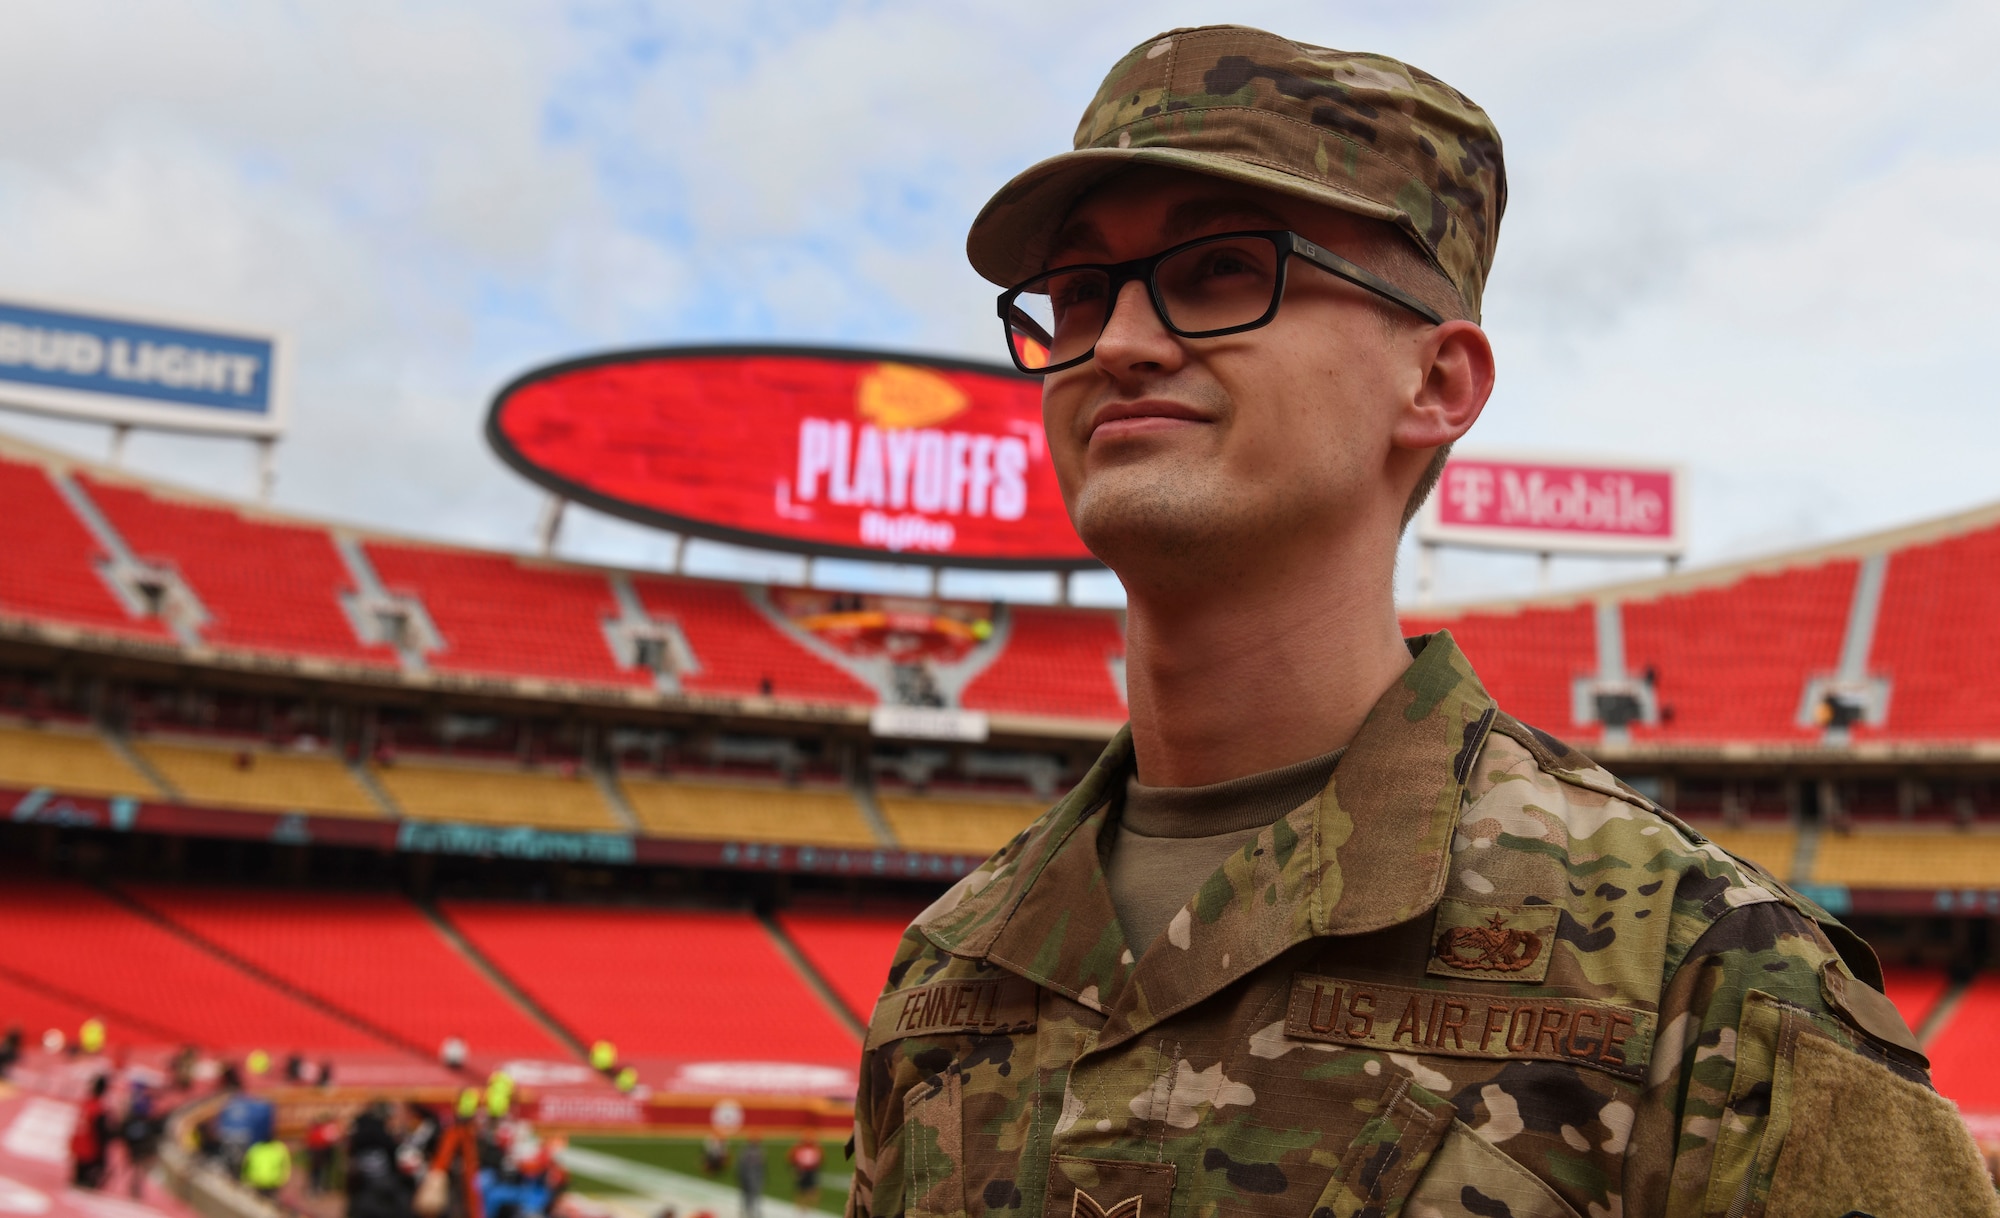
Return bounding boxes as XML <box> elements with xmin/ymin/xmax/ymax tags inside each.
<box><xmin>1072</xmin><ymin>481</ymin><xmax>1237</xmax><ymax>574</ymax></box>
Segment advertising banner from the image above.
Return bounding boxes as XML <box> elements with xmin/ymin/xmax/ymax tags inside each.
<box><xmin>1417</xmin><ymin>453</ymin><xmax>1685</xmax><ymax>556</ymax></box>
<box><xmin>0</xmin><ymin>298</ymin><xmax>286</xmax><ymax>435</ymax></box>
<box><xmin>488</xmin><ymin>345</ymin><xmax>1095</xmax><ymax>569</ymax></box>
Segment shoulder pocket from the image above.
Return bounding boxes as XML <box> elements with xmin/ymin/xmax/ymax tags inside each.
<box><xmin>904</xmin><ymin>1069</ymin><xmax>967</xmax><ymax>1218</ymax></box>
<box><xmin>1712</xmin><ymin>994</ymin><xmax>1997</xmax><ymax>1218</ymax></box>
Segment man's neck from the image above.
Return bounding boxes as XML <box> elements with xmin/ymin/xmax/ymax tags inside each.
<box><xmin>1119</xmin><ymin>549</ymin><xmax>1412</xmax><ymax>789</ymax></box>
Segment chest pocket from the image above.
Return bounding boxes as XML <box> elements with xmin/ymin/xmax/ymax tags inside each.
<box><xmin>904</xmin><ymin>1069</ymin><xmax>968</xmax><ymax>1218</ymax></box>
<box><xmin>1305</xmin><ymin>1077</ymin><xmax>1580</xmax><ymax>1218</ymax></box>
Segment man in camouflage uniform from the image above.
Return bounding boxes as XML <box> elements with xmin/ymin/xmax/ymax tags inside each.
<box><xmin>852</xmin><ymin>25</ymin><xmax>1996</xmax><ymax>1218</ymax></box>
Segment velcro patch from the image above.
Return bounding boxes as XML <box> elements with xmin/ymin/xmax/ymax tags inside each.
<box><xmin>1285</xmin><ymin>973</ymin><xmax>1654</xmax><ymax>1080</ymax></box>
<box><xmin>866</xmin><ymin>976</ymin><xmax>1038</xmax><ymax>1049</ymax></box>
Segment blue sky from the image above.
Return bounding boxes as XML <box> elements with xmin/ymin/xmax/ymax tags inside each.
<box><xmin>0</xmin><ymin>1</ymin><xmax>1995</xmax><ymax>607</ymax></box>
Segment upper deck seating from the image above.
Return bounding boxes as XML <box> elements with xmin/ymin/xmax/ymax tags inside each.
<box><xmin>136</xmin><ymin>739</ymin><xmax>381</xmax><ymax>817</ymax></box>
<box><xmin>1863</xmin><ymin>524</ymin><xmax>2000</xmax><ymax>741</ymax></box>
<box><xmin>629</xmin><ymin>577</ymin><xmax>876</xmax><ymax>704</ymax></box>
<box><xmin>878</xmin><ymin>790</ymin><xmax>1047</xmax><ymax>855</ymax></box>
<box><xmin>440</xmin><ymin>902</ymin><xmax>859</xmax><ymax>1065</ymax></box>
<box><xmin>1398</xmin><ymin>606</ymin><xmax>1595</xmax><ymax>738</ymax></box>
<box><xmin>1623</xmin><ymin>562</ymin><xmax>1857</xmax><ymax>742</ymax></box>
<box><xmin>373</xmin><ymin>758</ymin><xmax>623</xmax><ymax>832</ymax></box>
<box><xmin>0</xmin><ymin>723</ymin><xmax>160</xmax><ymax>799</ymax></box>
<box><xmin>0</xmin><ymin>879</ymin><xmax>387</xmax><ymax>1050</ymax></box>
<box><xmin>366</xmin><ymin>543</ymin><xmax>647</xmax><ymax>687</ymax></box>
<box><xmin>778</xmin><ymin>910</ymin><xmax>916</xmax><ymax>1023</ymax></box>
<box><xmin>960</xmin><ymin>606</ymin><xmax>1125</xmax><ymax>721</ymax></box>
<box><xmin>1809</xmin><ymin>828</ymin><xmax>2000</xmax><ymax>889</ymax></box>
<box><xmin>82</xmin><ymin>476</ymin><xmax>394</xmax><ymax>665</ymax></box>
<box><xmin>126</xmin><ymin>887</ymin><xmax>568</xmax><ymax>1057</ymax></box>
<box><xmin>619</xmin><ymin>776</ymin><xmax>877</xmax><ymax>847</ymax></box>
<box><xmin>0</xmin><ymin>457</ymin><xmax>168</xmax><ymax>640</ymax></box>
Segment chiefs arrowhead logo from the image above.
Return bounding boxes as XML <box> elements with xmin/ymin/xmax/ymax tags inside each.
<box><xmin>1071</xmin><ymin>1193</ymin><xmax>1144</xmax><ymax>1218</ymax></box>
<box><xmin>1435</xmin><ymin>911</ymin><xmax>1544</xmax><ymax>973</ymax></box>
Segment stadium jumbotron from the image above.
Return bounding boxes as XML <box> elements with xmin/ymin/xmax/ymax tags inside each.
<box><xmin>2</xmin><ymin>407</ymin><xmax>1998</xmax><ymax>1204</ymax></box>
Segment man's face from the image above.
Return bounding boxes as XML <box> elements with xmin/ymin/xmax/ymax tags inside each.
<box><xmin>1039</xmin><ymin>168</ymin><xmax>1439</xmax><ymax>580</ymax></box>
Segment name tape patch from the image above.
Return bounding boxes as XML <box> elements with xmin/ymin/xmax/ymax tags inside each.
<box><xmin>867</xmin><ymin>976</ymin><xmax>1038</xmax><ymax>1049</ymax></box>
<box><xmin>1285</xmin><ymin>973</ymin><xmax>1654</xmax><ymax>1080</ymax></box>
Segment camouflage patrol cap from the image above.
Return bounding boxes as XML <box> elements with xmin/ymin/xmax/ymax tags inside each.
<box><xmin>966</xmin><ymin>25</ymin><xmax>1506</xmax><ymax>320</ymax></box>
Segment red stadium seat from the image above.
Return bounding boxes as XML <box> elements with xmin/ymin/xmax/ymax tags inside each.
<box><xmin>0</xmin><ymin>457</ymin><xmax>170</xmax><ymax>640</ymax></box>
<box><xmin>1861</xmin><ymin>525</ymin><xmax>2000</xmax><ymax>741</ymax></box>
<box><xmin>80</xmin><ymin>475</ymin><xmax>396</xmax><ymax>665</ymax></box>
<box><xmin>440</xmin><ymin>901</ymin><xmax>858</xmax><ymax>1066</ymax></box>
<box><xmin>629</xmin><ymin>576</ymin><xmax>876</xmax><ymax>704</ymax></box>
<box><xmin>1398</xmin><ymin>606</ymin><xmax>1595</xmax><ymax>738</ymax></box>
<box><xmin>961</xmin><ymin>605</ymin><xmax>1125</xmax><ymax>720</ymax></box>
<box><xmin>125</xmin><ymin>886</ymin><xmax>569</xmax><ymax>1059</ymax></box>
<box><xmin>1923</xmin><ymin>973</ymin><xmax>2000</xmax><ymax>1114</ymax></box>
<box><xmin>778</xmin><ymin>910</ymin><xmax>920</xmax><ymax>1023</ymax></box>
<box><xmin>0</xmin><ymin>879</ymin><xmax>388</xmax><ymax>1052</ymax></box>
<box><xmin>1878</xmin><ymin>966</ymin><xmax>1949</xmax><ymax>1033</ymax></box>
<box><xmin>366</xmin><ymin>543</ymin><xmax>649</xmax><ymax>686</ymax></box>
<box><xmin>1621</xmin><ymin>561</ymin><xmax>1856</xmax><ymax>744</ymax></box>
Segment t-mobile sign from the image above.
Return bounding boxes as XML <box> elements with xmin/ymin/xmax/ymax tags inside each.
<box><xmin>1418</xmin><ymin>454</ymin><xmax>1685</xmax><ymax>556</ymax></box>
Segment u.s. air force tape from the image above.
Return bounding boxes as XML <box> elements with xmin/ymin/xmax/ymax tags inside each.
<box><xmin>866</xmin><ymin>976</ymin><xmax>1038</xmax><ymax>1049</ymax></box>
<box><xmin>1285</xmin><ymin>973</ymin><xmax>1654</xmax><ymax>1080</ymax></box>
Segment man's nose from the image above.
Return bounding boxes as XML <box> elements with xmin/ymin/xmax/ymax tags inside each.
<box><xmin>1091</xmin><ymin>278</ymin><xmax>1179</xmax><ymax>372</ymax></box>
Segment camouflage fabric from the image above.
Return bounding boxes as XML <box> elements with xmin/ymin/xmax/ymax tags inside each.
<box><xmin>965</xmin><ymin>25</ymin><xmax>1506</xmax><ymax>320</ymax></box>
<box><xmin>850</xmin><ymin>633</ymin><xmax>1997</xmax><ymax>1218</ymax></box>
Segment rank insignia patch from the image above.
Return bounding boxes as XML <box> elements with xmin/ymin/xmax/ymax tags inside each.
<box><xmin>1426</xmin><ymin>899</ymin><xmax>1558</xmax><ymax>983</ymax></box>
<box><xmin>1043</xmin><ymin>1157</ymin><xmax>1175</xmax><ymax>1218</ymax></box>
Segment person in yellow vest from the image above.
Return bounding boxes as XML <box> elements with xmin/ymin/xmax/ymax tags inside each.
<box><xmin>613</xmin><ymin>1066</ymin><xmax>638</xmax><ymax>1094</ymax></box>
<box><xmin>77</xmin><ymin>1018</ymin><xmax>105</xmax><ymax>1056</ymax></box>
<box><xmin>456</xmin><ymin>1087</ymin><xmax>481</xmax><ymax>1120</ymax></box>
<box><xmin>245</xmin><ymin>1049</ymin><xmax>270</xmax><ymax>1078</ymax></box>
<box><xmin>242</xmin><ymin>1136</ymin><xmax>291</xmax><ymax>1198</ymax></box>
<box><xmin>589</xmin><ymin>1040</ymin><xmax>616</xmax><ymax>1073</ymax></box>
<box><xmin>485</xmin><ymin>1071</ymin><xmax>514</xmax><ymax>1119</ymax></box>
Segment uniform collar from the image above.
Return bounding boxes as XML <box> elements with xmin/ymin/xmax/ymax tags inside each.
<box><xmin>921</xmin><ymin>631</ymin><xmax>1498</xmax><ymax>1049</ymax></box>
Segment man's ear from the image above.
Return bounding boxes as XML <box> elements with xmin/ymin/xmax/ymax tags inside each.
<box><xmin>1392</xmin><ymin>319</ymin><xmax>1494</xmax><ymax>450</ymax></box>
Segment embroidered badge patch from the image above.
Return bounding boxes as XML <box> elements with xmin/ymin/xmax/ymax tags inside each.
<box><xmin>864</xmin><ymin>975</ymin><xmax>1038</xmax><ymax>1049</ymax></box>
<box><xmin>1285</xmin><ymin>973</ymin><xmax>1654</xmax><ymax>1080</ymax></box>
<box><xmin>1426</xmin><ymin>899</ymin><xmax>1558</xmax><ymax>983</ymax></box>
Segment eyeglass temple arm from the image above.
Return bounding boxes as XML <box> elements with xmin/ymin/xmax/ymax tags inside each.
<box><xmin>1290</xmin><ymin>236</ymin><xmax>1446</xmax><ymax>326</ymax></box>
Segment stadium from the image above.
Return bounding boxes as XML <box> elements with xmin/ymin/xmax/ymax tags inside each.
<box><xmin>2</xmin><ymin>391</ymin><xmax>1998</xmax><ymax>1214</ymax></box>
<box><xmin>1</xmin><ymin>8</ymin><xmax>1997</xmax><ymax>1213</ymax></box>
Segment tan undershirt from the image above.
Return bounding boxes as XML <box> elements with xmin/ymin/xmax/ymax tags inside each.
<box><xmin>1107</xmin><ymin>747</ymin><xmax>1345</xmax><ymax>954</ymax></box>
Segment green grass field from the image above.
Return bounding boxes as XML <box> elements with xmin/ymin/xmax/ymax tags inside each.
<box><xmin>569</xmin><ymin>1136</ymin><xmax>849</xmax><ymax>1216</ymax></box>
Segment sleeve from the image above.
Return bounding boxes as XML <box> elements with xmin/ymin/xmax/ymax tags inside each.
<box><xmin>1631</xmin><ymin>901</ymin><xmax>1997</xmax><ymax>1218</ymax></box>
<box><xmin>847</xmin><ymin>1050</ymin><xmax>879</xmax><ymax>1218</ymax></box>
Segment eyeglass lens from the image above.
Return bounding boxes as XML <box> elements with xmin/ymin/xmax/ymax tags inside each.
<box><xmin>1007</xmin><ymin>234</ymin><xmax>1283</xmax><ymax>371</ymax></box>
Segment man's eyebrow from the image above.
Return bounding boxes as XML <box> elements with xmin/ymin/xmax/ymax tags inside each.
<box><xmin>1045</xmin><ymin>219</ymin><xmax>1108</xmax><ymax>265</ymax></box>
<box><xmin>1043</xmin><ymin>197</ymin><xmax>1291</xmax><ymax>270</ymax></box>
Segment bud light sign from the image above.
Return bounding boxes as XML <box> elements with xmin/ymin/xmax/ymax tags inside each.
<box><xmin>1418</xmin><ymin>454</ymin><xmax>1685</xmax><ymax>556</ymax></box>
<box><xmin>0</xmin><ymin>299</ymin><xmax>286</xmax><ymax>436</ymax></box>
<box><xmin>488</xmin><ymin>345</ymin><xmax>1096</xmax><ymax>569</ymax></box>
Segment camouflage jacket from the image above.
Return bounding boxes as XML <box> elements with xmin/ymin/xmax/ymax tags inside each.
<box><xmin>851</xmin><ymin>633</ymin><xmax>1997</xmax><ymax>1218</ymax></box>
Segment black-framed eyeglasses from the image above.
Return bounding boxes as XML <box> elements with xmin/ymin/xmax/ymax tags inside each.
<box><xmin>997</xmin><ymin>229</ymin><xmax>1443</xmax><ymax>375</ymax></box>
